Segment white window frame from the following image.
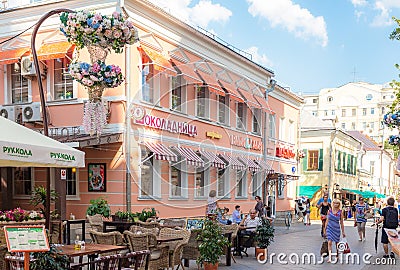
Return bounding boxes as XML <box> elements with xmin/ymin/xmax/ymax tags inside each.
<box><xmin>279</xmin><ymin>117</ymin><xmax>285</xmax><ymax>141</ymax></box>
<box><xmin>46</xmin><ymin>58</ymin><xmax>77</xmax><ymax>101</ymax></box>
<box><xmin>251</xmin><ymin>172</ymin><xmax>262</xmax><ymax>197</ymax></box>
<box><xmin>235</xmin><ymin>170</ymin><xmax>247</xmax><ymax>198</ymax></box>
<box><xmin>141</xmin><ymin>65</ymin><xmax>160</xmax><ymax>105</ymax></box>
<box><xmin>66</xmin><ymin>168</ymin><xmax>79</xmax><ymax>198</ymax></box>
<box><xmin>170</xmin><ymin>75</ymin><xmax>186</xmax><ymax>113</ymax></box>
<box><xmin>252</xmin><ymin>108</ymin><xmax>261</xmax><ymax>134</ymax></box>
<box><xmin>236</xmin><ymin>102</ymin><xmax>247</xmax><ymax>130</ymax></box>
<box><xmin>268</xmin><ymin>113</ymin><xmax>276</xmax><ymax>139</ymax></box>
<box><xmin>196</xmin><ymin>85</ymin><xmax>210</xmax><ymax>118</ymax></box>
<box><xmin>194</xmin><ymin>167</ymin><xmax>209</xmax><ymax>198</ymax></box>
<box><xmin>218</xmin><ymin>94</ymin><xmax>229</xmax><ymax>125</ymax></box>
<box><xmin>5</xmin><ymin>63</ymin><xmax>32</xmax><ymax>104</ymax></box>
<box><xmin>139</xmin><ymin>146</ymin><xmax>161</xmax><ymax>199</ymax></box>
<box><xmin>217</xmin><ymin>167</ymin><xmax>229</xmax><ymax>198</ymax></box>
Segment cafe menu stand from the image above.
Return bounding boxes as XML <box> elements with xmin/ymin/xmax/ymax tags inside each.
<box><xmin>3</xmin><ymin>225</ymin><xmax>50</xmax><ymax>269</ymax></box>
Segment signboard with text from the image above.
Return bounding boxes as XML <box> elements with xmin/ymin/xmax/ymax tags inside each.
<box><xmin>3</xmin><ymin>225</ymin><xmax>50</xmax><ymax>252</ymax></box>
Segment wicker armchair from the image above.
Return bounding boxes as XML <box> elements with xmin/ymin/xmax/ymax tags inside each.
<box><xmin>134</xmin><ymin>220</ymin><xmax>161</xmax><ymax>233</ymax></box>
<box><xmin>124</xmin><ymin>231</ymin><xmax>169</xmax><ymax>270</ymax></box>
<box><xmin>182</xmin><ymin>229</ymin><xmax>202</xmax><ymax>269</ymax></box>
<box><xmin>70</xmin><ymin>253</ymin><xmax>120</xmax><ymax>270</ymax></box>
<box><xmin>86</xmin><ymin>214</ymin><xmax>104</xmax><ymax>232</ymax></box>
<box><xmin>219</xmin><ymin>223</ymin><xmax>239</xmax><ymax>263</ymax></box>
<box><xmin>162</xmin><ymin>218</ymin><xmax>186</xmax><ymax>229</ymax></box>
<box><xmin>168</xmin><ymin>229</ymin><xmax>190</xmax><ymax>270</ymax></box>
<box><xmin>120</xmin><ymin>250</ymin><xmax>151</xmax><ymax>270</ymax></box>
<box><xmin>129</xmin><ymin>225</ymin><xmax>159</xmax><ymax>236</ymax></box>
<box><xmin>0</xmin><ymin>245</ymin><xmax>8</xmax><ymax>270</ymax></box>
<box><xmin>89</xmin><ymin>230</ymin><xmax>127</xmax><ymax>256</ymax></box>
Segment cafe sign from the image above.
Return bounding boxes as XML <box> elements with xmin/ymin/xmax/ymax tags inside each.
<box><xmin>276</xmin><ymin>147</ymin><xmax>295</xmax><ymax>159</ymax></box>
<box><xmin>206</xmin><ymin>131</ymin><xmax>222</xmax><ymax>139</ymax></box>
<box><xmin>230</xmin><ymin>135</ymin><xmax>262</xmax><ymax>151</ymax></box>
<box><xmin>134</xmin><ymin>114</ymin><xmax>198</xmax><ymax>137</ymax></box>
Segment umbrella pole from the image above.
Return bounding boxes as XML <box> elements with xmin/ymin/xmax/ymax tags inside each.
<box><xmin>30</xmin><ymin>8</ymin><xmax>73</xmax><ymax>230</ymax></box>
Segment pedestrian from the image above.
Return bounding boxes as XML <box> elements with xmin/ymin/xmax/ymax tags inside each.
<box><xmin>206</xmin><ymin>189</ymin><xmax>219</xmax><ymax>215</ymax></box>
<box><xmin>303</xmin><ymin>197</ymin><xmax>311</xmax><ymax>226</ymax></box>
<box><xmin>323</xmin><ymin>199</ymin><xmax>346</xmax><ymax>263</ymax></box>
<box><xmin>317</xmin><ymin>191</ymin><xmax>332</xmax><ymax>205</ymax></box>
<box><xmin>317</xmin><ymin>194</ymin><xmax>331</xmax><ymax>237</ymax></box>
<box><xmin>354</xmin><ymin>196</ymin><xmax>369</xmax><ymax>242</ymax></box>
<box><xmin>254</xmin><ymin>195</ymin><xmax>264</xmax><ymax>217</ymax></box>
<box><xmin>232</xmin><ymin>205</ymin><xmax>242</xmax><ymax>224</ymax></box>
<box><xmin>376</xmin><ymin>197</ymin><xmax>399</xmax><ymax>258</ymax></box>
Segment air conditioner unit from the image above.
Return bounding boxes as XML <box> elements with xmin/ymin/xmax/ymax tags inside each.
<box><xmin>21</xmin><ymin>103</ymin><xmax>42</xmax><ymax>122</ymax></box>
<box><xmin>0</xmin><ymin>105</ymin><xmax>19</xmax><ymax>122</ymax></box>
<box><xmin>20</xmin><ymin>56</ymin><xmax>45</xmax><ymax>77</ymax></box>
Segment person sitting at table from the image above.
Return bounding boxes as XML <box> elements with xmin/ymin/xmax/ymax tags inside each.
<box><xmin>217</xmin><ymin>207</ymin><xmax>232</xmax><ymax>225</ymax></box>
<box><xmin>232</xmin><ymin>205</ymin><xmax>242</xmax><ymax>224</ymax></box>
<box><xmin>238</xmin><ymin>209</ymin><xmax>261</xmax><ymax>250</ymax></box>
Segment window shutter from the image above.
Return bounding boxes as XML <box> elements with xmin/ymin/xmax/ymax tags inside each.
<box><xmin>318</xmin><ymin>148</ymin><xmax>323</xmax><ymax>171</ymax></box>
<box><xmin>302</xmin><ymin>149</ymin><xmax>308</xmax><ymax>171</ymax></box>
<box><xmin>337</xmin><ymin>151</ymin><xmax>341</xmax><ymax>172</ymax></box>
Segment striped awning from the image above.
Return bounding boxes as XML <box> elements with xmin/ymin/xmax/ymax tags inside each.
<box><xmin>144</xmin><ymin>141</ymin><xmax>178</xmax><ymax>162</ymax></box>
<box><xmin>218</xmin><ymin>153</ymin><xmax>245</xmax><ymax>171</ymax></box>
<box><xmin>172</xmin><ymin>146</ymin><xmax>204</xmax><ymax>167</ymax></box>
<box><xmin>37</xmin><ymin>41</ymin><xmax>75</xmax><ymax>61</ymax></box>
<box><xmin>0</xmin><ymin>48</ymin><xmax>30</xmax><ymax>65</ymax></box>
<box><xmin>139</xmin><ymin>45</ymin><xmax>177</xmax><ymax>75</ymax></box>
<box><xmin>254</xmin><ymin>159</ymin><xmax>274</xmax><ymax>172</ymax></box>
<box><xmin>238</xmin><ymin>156</ymin><xmax>260</xmax><ymax>172</ymax></box>
<box><xmin>199</xmin><ymin>150</ymin><xmax>226</xmax><ymax>169</ymax></box>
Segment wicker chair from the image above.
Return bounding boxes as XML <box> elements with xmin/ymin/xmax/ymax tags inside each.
<box><xmin>219</xmin><ymin>223</ymin><xmax>239</xmax><ymax>263</ymax></box>
<box><xmin>70</xmin><ymin>253</ymin><xmax>121</xmax><ymax>270</ymax></box>
<box><xmin>124</xmin><ymin>231</ymin><xmax>169</xmax><ymax>270</ymax></box>
<box><xmin>0</xmin><ymin>245</ymin><xmax>8</xmax><ymax>270</ymax></box>
<box><xmin>89</xmin><ymin>229</ymin><xmax>127</xmax><ymax>256</ymax></box>
<box><xmin>162</xmin><ymin>218</ymin><xmax>186</xmax><ymax>229</ymax></box>
<box><xmin>87</xmin><ymin>214</ymin><xmax>104</xmax><ymax>232</ymax></box>
<box><xmin>182</xmin><ymin>229</ymin><xmax>202</xmax><ymax>269</ymax></box>
<box><xmin>120</xmin><ymin>250</ymin><xmax>151</xmax><ymax>270</ymax></box>
<box><xmin>134</xmin><ymin>220</ymin><xmax>161</xmax><ymax>234</ymax></box>
<box><xmin>129</xmin><ymin>225</ymin><xmax>159</xmax><ymax>236</ymax></box>
<box><xmin>166</xmin><ymin>229</ymin><xmax>190</xmax><ymax>270</ymax></box>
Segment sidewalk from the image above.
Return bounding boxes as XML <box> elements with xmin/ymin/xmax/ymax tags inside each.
<box><xmin>187</xmin><ymin>220</ymin><xmax>399</xmax><ymax>269</ymax></box>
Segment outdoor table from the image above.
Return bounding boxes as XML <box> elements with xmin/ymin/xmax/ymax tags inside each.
<box><xmin>63</xmin><ymin>219</ymin><xmax>86</xmax><ymax>244</ymax></box>
<box><xmin>103</xmin><ymin>220</ymin><xmax>134</xmax><ymax>233</ymax></box>
<box><xmin>384</xmin><ymin>228</ymin><xmax>400</xmax><ymax>256</ymax></box>
<box><xmin>58</xmin><ymin>243</ymin><xmax>127</xmax><ymax>270</ymax></box>
<box><xmin>156</xmin><ymin>236</ymin><xmax>183</xmax><ymax>244</ymax></box>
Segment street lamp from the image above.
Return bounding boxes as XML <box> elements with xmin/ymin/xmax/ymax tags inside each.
<box><xmin>31</xmin><ymin>8</ymin><xmax>73</xmax><ymax>229</ymax></box>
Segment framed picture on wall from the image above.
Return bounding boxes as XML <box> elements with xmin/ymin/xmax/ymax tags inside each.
<box><xmin>88</xmin><ymin>163</ymin><xmax>106</xmax><ymax>192</ymax></box>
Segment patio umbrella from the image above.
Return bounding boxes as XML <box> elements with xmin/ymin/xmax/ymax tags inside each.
<box><xmin>0</xmin><ymin>116</ymin><xmax>84</xmax><ymax>168</ymax></box>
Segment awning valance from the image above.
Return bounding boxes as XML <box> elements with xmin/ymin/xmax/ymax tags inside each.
<box><xmin>37</xmin><ymin>41</ymin><xmax>75</xmax><ymax>61</ymax></box>
<box><xmin>199</xmin><ymin>150</ymin><xmax>226</xmax><ymax>169</ymax></box>
<box><xmin>139</xmin><ymin>45</ymin><xmax>176</xmax><ymax>74</ymax></box>
<box><xmin>237</xmin><ymin>88</ymin><xmax>261</xmax><ymax>109</ymax></box>
<box><xmin>144</xmin><ymin>141</ymin><xmax>178</xmax><ymax>162</ymax></box>
<box><xmin>171</xmin><ymin>146</ymin><xmax>204</xmax><ymax>167</ymax></box>
<box><xmin>219</xmin><ymin>153</ymin><xmax>245</xmax><ymax>171</ymax></box>
<box><xmin>171</xmin><ymin>61</ymin><xmax>203</xmax><ymax>84</ymax></box>
<box><xmin>360</xmin><ymin>190</ymin><xmax>386</xmax><ymax>199</ymax></box>
<box><xmin>342</xmin><ymin>188</ymin><xmax>363</xmax><ymax>195</ymax></box>
<box><xmin>254</xmin><ymin>159</ymin><xmax>274</xmax><ymax>173</ymax></box>
<box><xmin>0</xmin><ymin>48</ymin><xmax>30</xmax><ymax>65</ymax></box>
<box><xmin>238</xmin><ymin>156</ymin><xmax>260</xmax><ymax>172</ymax></box>
<box><xmin>218</xmin><ymin>80</ymin><xmax>244</xmax><ymax>103</ymax></box>
<box><xmin>297</xmin><ymin>186</ymin><xmax>321</xmax><ymax>199</ymax></box>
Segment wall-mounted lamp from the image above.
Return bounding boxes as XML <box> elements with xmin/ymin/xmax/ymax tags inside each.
<box><xmin>265</xmin><ymin>78</ymin><xmax>276</xmax><ymax>100</ymax></box>
<box><xmin>72</xmin><ymin>167</ymin><xmax>76</xmax><ymax>173</ymax></box>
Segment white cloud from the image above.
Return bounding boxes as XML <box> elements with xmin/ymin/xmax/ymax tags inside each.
<box><xmin>147</xmin><ymin>0</ymin><xmax>232</xmax><ymax>28</ymax></box>
<box><xmin>245</xmin><ymin>46</ymin><xmax>274</xmax><ymax>68</ymax></box>
<box><xmin>351</xmin><ymin>0</ymin><xmax>368</xmax><ymax>7</ymax></box>
<box><xmin>246</xmin><ymin>0</ymin><xmax>328</xmax><ymax>47</ymax></box>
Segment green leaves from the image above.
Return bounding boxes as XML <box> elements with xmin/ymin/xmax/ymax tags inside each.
<box><xmin>255</xmin><ymin>217</ymin><xmax>275</xmax><ymax>249</ymax></box>
<box><xmin>86</xmin><ymin>197</ymin><xmax>111</xmax><ymax>217</ymax></box>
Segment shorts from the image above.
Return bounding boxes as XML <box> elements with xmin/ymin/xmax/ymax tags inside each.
<box><xmin>381</xmin><ymin>228</ymin><xmax>389</xmax><ymax>244</ymax></box>
<box><xmin>357</xmin><ymin>222</ymin><xmax>366</xmax><ymax>232</ymax></box>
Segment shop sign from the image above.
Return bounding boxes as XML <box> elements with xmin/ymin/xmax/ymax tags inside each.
<box><xmin>134</xmin><ymin>114</ymin><xmax>197</xmax><ymax>137</ymax></box>
<box><xmin>206</xmin><ymin>131</ymin><xmax>222</xmax><ymax>139</ymax></box>
<box><xmin>276</xmin><ymin>147</ymin><xmax>295</xmax><ymax>159</ymax></box>
<box><xmin>230</xmin><ymin>135</ymin><xmax>262</xmax><ymax>151</ymax></box>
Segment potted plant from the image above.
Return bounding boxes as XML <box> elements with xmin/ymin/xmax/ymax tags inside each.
<box><xmin>29</xmin><ymin>186</ymin><xmax>58</xmax><ymax>220</ymax></box>
<box><xmin>254</xmin><ymin>217</ymin><xmax>275</xmax><ymax>261</ymax></box>
<box><xmin>86</xmin><ymin>197</ymin><xmax>111</xmax><ymax>218</ymax></box>
<box><xmin>196</xmin><ymin>217</ymin><xmax>230</xmax><ymax>270</ymax></box>
<box><xmin>113</xmin><ymin>210</ymin><xmax>130</xmax><ymax>222</ymax></box>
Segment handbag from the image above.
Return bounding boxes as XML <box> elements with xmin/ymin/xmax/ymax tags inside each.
<box><xmin>347</xmin><ymin>210</ymin><xmax>352</xmax><ymax>218</ymax></box>
<box><xmin>320</xmin><ymin>239</ymin><xmax>328</xmax><ymax>257</ymax></box>
<box><xmin>339</xmin><ymin>237</ymin><xmax>351</xmax><ymax>254</ymax></box>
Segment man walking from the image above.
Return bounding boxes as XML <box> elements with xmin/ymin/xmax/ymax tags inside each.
<box><xmin>376</xmin><ymin>197</ymin><xmax>399</xmax><ymax>258</ymax></box>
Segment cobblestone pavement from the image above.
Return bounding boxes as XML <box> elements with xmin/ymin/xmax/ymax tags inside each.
<box><xmin>187</xmin><ymin>219</ymin><xmax>399</xmax><ymax>270</ymax></box>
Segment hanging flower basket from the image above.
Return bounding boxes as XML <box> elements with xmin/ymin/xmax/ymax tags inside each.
<box><xmin>383</xmin><ymin>111</ymin><xmax>400</xmax><ymax>128</ymax></box>
<box><xmin>60</xmin><ymin>10</ymin><xmax>139</xmax><ymax>53</ymax></box>
<box><xmin>388</xmin><ymin>134</ymin><xmax>400</xmax><ymax>146</ymax></box>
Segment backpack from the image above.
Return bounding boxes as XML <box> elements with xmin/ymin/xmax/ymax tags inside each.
<box><xmin>385</xmin><ymin>207</ymin><xmax>399</xmax><ymax>229</ymax></box>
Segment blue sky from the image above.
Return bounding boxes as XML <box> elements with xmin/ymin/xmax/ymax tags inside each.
<box><xmin>149</xmin><ymin>0</ymin><xmax>400</xmax><ymax>94</ymax></box>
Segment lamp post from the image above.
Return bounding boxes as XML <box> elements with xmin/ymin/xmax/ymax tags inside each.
<box><xmin>31</xmin><ymin>8</ymin><xmax>73</xmax><ymax>229</ymax></box>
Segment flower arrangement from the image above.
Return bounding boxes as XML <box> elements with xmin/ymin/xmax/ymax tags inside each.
<box><xmin>388</xmin><ymin>135</ymin><xmax>400</xmax><ymax>146</ymax></box>
<box><xmin>69</xmin><ymin>60</ymin><xmax>124</xmax><ymax>89</ymax></box>
<box><xmin>383</xmin><ymin>111</ymin><xmax>400</xmax><ymax>128</ymax></box>
<box><xmin>297</xmin><ymin>150</ymin><xmax>305</xmax><ymax>159</ymax></box>
<box><xmin>60</xmin><ymin>10</ymin><xmax>139</xmax><ymax>53</ymax></box>
<box><xmin>0</xmin><ymin>208</ymin><xmax>44</xmax><ymax>222</ymax></box>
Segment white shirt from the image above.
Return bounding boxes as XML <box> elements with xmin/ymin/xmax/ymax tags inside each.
<box><xmin>244</xmin><ymin>216</ymin><xmax>260</xmax><ymax>231</ymax></box>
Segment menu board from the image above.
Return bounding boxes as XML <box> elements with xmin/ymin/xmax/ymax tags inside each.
<box><xmin>3</xmin><ymin>225</ymin><xmax>50</xmax><ymax>252</ymax></box>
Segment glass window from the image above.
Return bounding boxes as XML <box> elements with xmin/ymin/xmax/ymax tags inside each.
<box><xmin>171</xmin><ymin>76</ymin><xmax>182</xmax><ymax>111</ymax></box>
<box><xmin>370</xmin><ymin>161</ymin><xmax>375</xmax><ymax>176</ymax></box>
<box><xmin>381</xmin><ymin>107</ymin><xmax>385</xmax><ymax>114</ymax></box>
<box><xmin>13</xmin><ymin>167</ymin><xmax>32</xmax><ymax>196</ymax></box>
<box><xmin>371</xmin><ymin>108</ymin><xmax>375</xmax><ymax>115</ymax></box>
<box><xmin>312</xmin><ymin>98</ymin><xmax>317</xmax><ymax>103</ymax></box>
<box><xmin>236</xmin><ymin>171</ymin><xmax>246</xmax><ymax>197</ymax></box>
<box><xmin>10</xmin><ymin>63</ymin><xmax>29</xmax><ymax>104</ymax></box>
<box><xmin>331</xmin><ymin>110</ymin><xmax>335</xmax><ymax>115</ymax></box>
<box><xmin>327</xmin><ymin>96</ymin><xmax>333</xmax><ymax>102</ymax></box>
<box><xmin>170</xmin><ymin>166</ymin><xmax>182</xmax><ymax>197</ymax></box>
<box><xmin>252</xmin><ymin>108</ymin><xmax>261</xmax><ymax>134</ymax></box>
<box><xmin>307</xmin><ymin>150</ymin><xmax>319</xmax><ymax>171</ymax></box>
<box><xmin>362</xmin><ymin>122</ymin><xmax>366</xmax><ymax>129</ymax></box>
<box><xmin>54</xmin><ymin>58</ymin><xmax>73</xmax><ymax>100</ymax></box>
<box><xmin>66</xmin><ymin>168</ymin><xmax>77</xmax><ymax>196</ymax></box>
<box><xmin>196</xmin><ymin>86</ymin><xmax>208</xmax><ymax>118</ymax></box>
<box><xmin>352</xmin><ymin>109</ymin><xmax>356</xmax><ymax>116</ymax></box>
<box><xmin>252</xmin><ymin>173</ymin><xmax>262</xmax><ymax>197</ymax></box>
<box><xmin>341</xmin><ymin>109</ymin><xmax>346</xmax><ymax>117</ymax></box>
<box><xmin>140</xmin><ymin>146</ymin><xmax>153</xmax><ymax>196</ymax></box>
<box><xmin>277</xmin><ymin>174</ymin><xmax>285</xmax><ymax>198</ymax></box>
<box><xmin>351</xmin><ymin>122</ymin><xmax>355</xmax><ymax>130</ymax></box>
<box><xmin>341</xmin><ymin>123</ymin><xmax>345</xmax><ymax>129</ymax></box>
<box><xmin>269</xmin><ymin>114</ymin><xmax>276</xmax><ymax>138</ymax></box>
<box><xmin>141</xmin><ymin>65</ymin><xmax>153</xmax><ymax>103</ymax></box>
<box><xmin>362</xmin><ymin>108</ymin><xmax>367</xmax><ymax>116</ymax></box>
<box><xmin>217</xmin><ymin>168</ymin><xmax>228</xmax><ymax>197</ymax></box>
<box><xmin>324</xmin><ymin>110</ymin><xmax>328</xmax><ymax>116</ymax></box>
<box><xmin>218</xmin><ymin>95</ymin><xmax>227</xmax><ymax>124</ymax></box>
<box><xmin>195</xmin><ymin>170</ymin><xmax>205</xmax><ymax>197</ymax></box>
<box><xmin>236</xmin><ymin>102</ymin><xmax>246</xmax><ymax>130</ymax></box>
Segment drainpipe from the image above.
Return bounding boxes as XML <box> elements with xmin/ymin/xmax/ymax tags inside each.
<box><xmin>120</xmin><ymin>1</ymin><xmax>131</xmax><ymax>212</ymax></box>
<box><xmin>328</xmin><ymin>129</ymin><xmax>338</xmax><ymax>198</ymax></box>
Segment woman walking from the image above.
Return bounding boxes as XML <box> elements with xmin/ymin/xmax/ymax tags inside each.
<box><xmin>354</xmin><ymin>196</ymin><xmax>369</xmax><ymax>242</ymax></box>
<box><xmin>324</xmin><ymin>199</ymin><xmax>346</xmax><ymax>262</ymax></box>
<box><xmin>317</xmin><ymin>195</ymin><xmax>331</xmax><ymax>236</ymax></box>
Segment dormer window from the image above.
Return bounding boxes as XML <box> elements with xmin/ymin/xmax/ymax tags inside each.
<box><xmin>327</xmin><ymin>96</ymin><xmax>333</xmax><ymax>102</ymax></box>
